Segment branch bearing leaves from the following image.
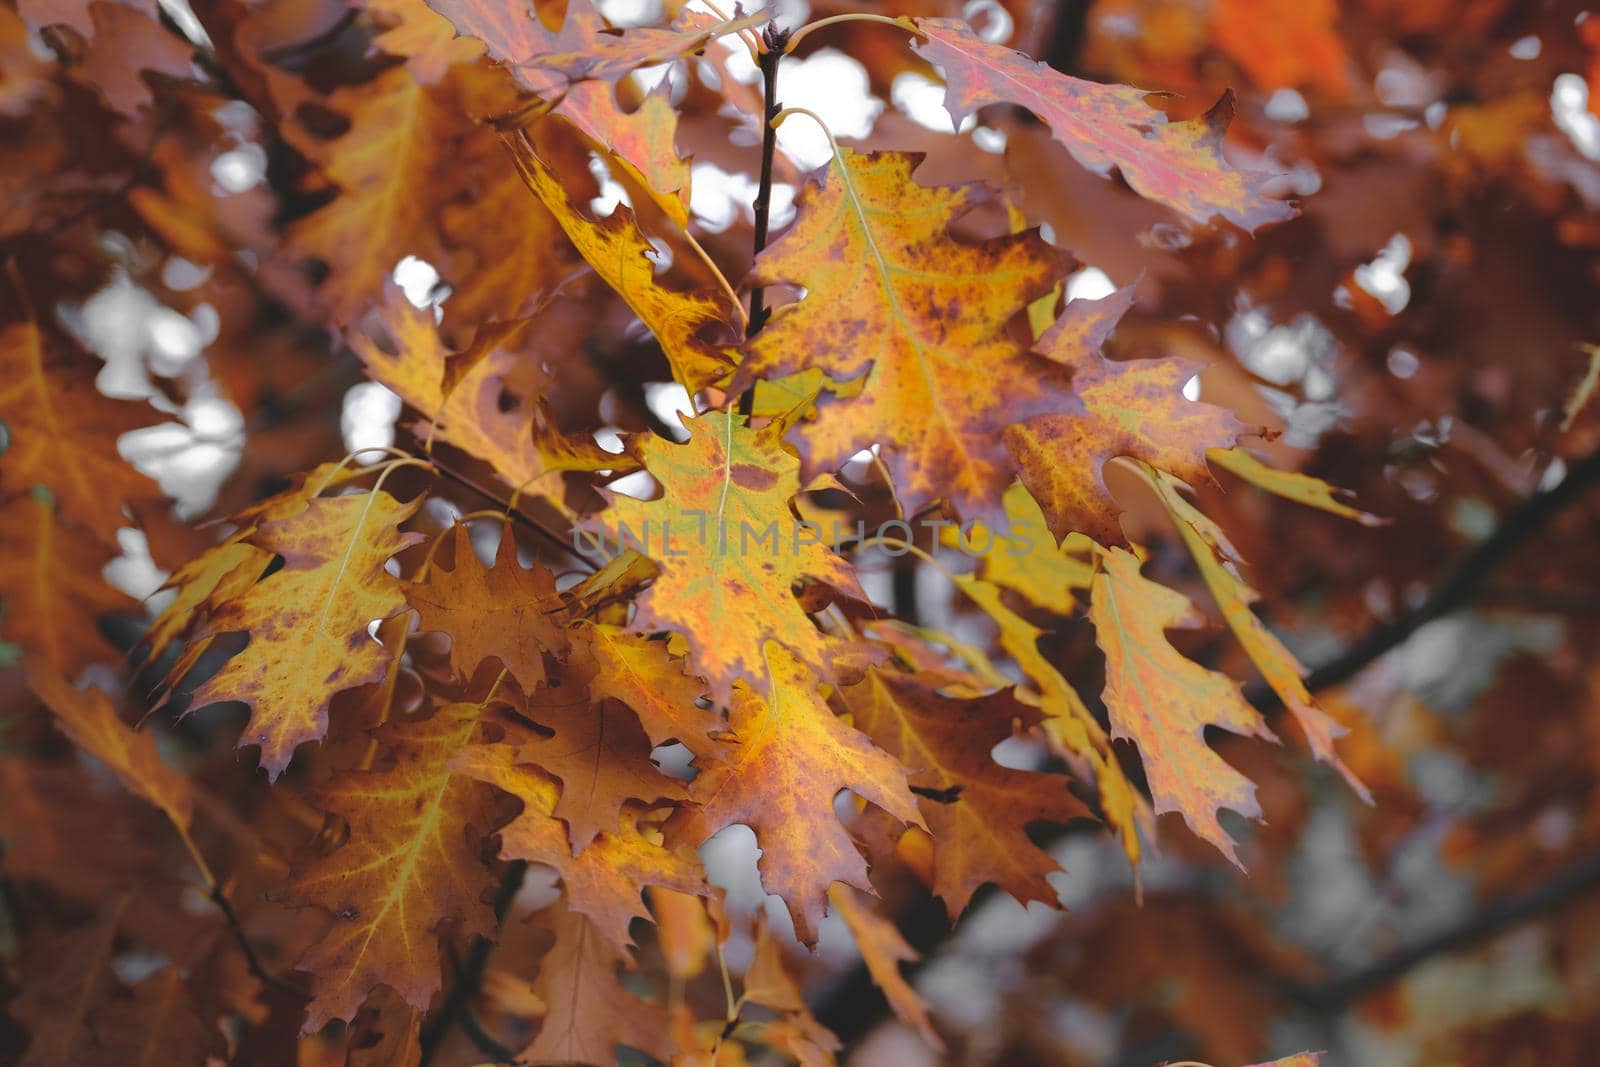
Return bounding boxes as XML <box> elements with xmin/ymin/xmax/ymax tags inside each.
<box><xmin>408</xmin><ymin>524</ymin><xmax>569</xmax><ymax>689</ymax></box>
<box><xmin>187</xmin><ymin>490</ymin><xmax>424</xmax><ymax>780</ymax></box>
<box><xmin>1004</xmin><ymin>283</ymin><xmax>1245</xmax><ymax>544</ymax></box>
<box><xmin>600</xmin><ymin>410</ymin><xmax>868</xmax><ymax>706</ymax></box>
<box><xmin>911</xmin><ymin>17</ymin><xmax>1296</xmax><ymax>231</ymax></box>
<box><xmin>665</xmin><ymin>642</ymin><xmax>923</xmax><ymax>946</ymax></box>
<box><xmin>841</xmin><ymin>671</ymin><xmax>1091</xmax><ymax>918</ymax></box>
<box><xmin>283</xmin><ymin>696</ymin><xmax>502</xmax><ymax>1031</ymax></box>
<box><xmin>1089</xmin><ymin>546</ymin><xmax>1278</xmax><ymax>866</ymax></box>
<box><xmin>734</xmin><ymin>149</ymin><xmax>1076</xmax><ymax>527</ymax></box>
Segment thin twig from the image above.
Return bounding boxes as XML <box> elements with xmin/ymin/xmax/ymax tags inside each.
<box><xmin>426</xmin><ymin>460</ymin><xmax>599</xmax><ymax>572</ymax></box>
<box><xmin>745</xmin><ymin>25</ymin><xmax>788</xmax><ymax>338</ymax></box>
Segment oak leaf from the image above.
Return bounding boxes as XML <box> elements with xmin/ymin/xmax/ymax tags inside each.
<box><xmin>735</xmin><ymin>149</ymin><xmax>1074</xmax><ymax>525</ymax></box>
<box><xmin>408</xmin><ymin>525</ymin><xmax>569</xmax><ymax>688</ymax></box>
<box><xmin>11</xmin><ymin>895</ymin><xmax>130</xmax><ymax>1067</ymax></box>
<box><xmin>570</xmin><ymin>621</ymin><xmax>727</xmax><ymax>760</ymax></box>
<box><xmin>0</xmin><ymin>321</ymin><xmax>162</xmax><ymax>544</ymax></box>
<box><xmin>1003</xmin><ymin>283</ymin><xmax>1244</xmax><ymax>543</ymax></box>
<box><xmin>188</xmin><ymin>490</ymin><xmax>423</xmax><ymax>780</ymax></box>
<box><xmin>946</xmin><ymin>482</ymin><xmax>1095</xmax><ymax>616</ymax></box>
<box><xmin>1210</xmin><ymin>445</ymin><xmax>1385</xmax><ymax>525</ymax></box>
<box><xmin>828</xmin><ymin>886</ymin><xmax>942</xmax><ymax>1050</ymax></box>
<box><xmin>282</xmin><ymin>696</ymin><xmax>502</xmax><ymax>1030</ymax></box>
<box><xmin>911</xmin><ymin>17</ymin><xmax>1295</xmax><ymax>230</ymax></box>
<box><xmin>840</xmin><ymin>671</ymin><xmax>1090</xmax><ymax>916</ymax></box>
<box><xmin>1089</xmin><ymin>546</ymin><xmax>1277</xmax><ymax>864</ymax></box>
<box><xmin>601</xmin><ymin>411</ymin><xmax>867</xmax><ymax>704</ymax></box>
<box><xmin>666</xmin><ymin>642</ymin><xmax>923</xmax><ymax>945</ymax></box>
<box><xmin>1213</xmin><ymin>0</ymin><xmax>1350</xmax><ymax>97</ymax></box>
<box><xmin>0</xmin><ymin>495</ymin><xmax>137</xmax><ymax>675</ymax></box>
<box><xmin>553</xmin><ymin>80</ymin><xmax>691</xmax><ymax>227</ymax></box>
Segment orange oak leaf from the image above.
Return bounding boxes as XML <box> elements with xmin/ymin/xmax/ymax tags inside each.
<box><xmin>282</xmin><ymin>696</ymin><xmax>502</xmax><ymax>1030</ymax></box>
<box><xmin>188</xmin><ymin>490</ymin><xmax>424</xmax><ymax>780</ymax></box>
<box><xmin>1213</xmin><ymin>0</ymin><xmax>1350</xmax><ymax>97</ymax></box>
<box><xmin>1089</xmin><ymin>546</ymin><xmax>1278</xmax><ymax>865</ymax></box>
<box><xmin>454</xmin><ymin>739</ymin><xmax>705</xmax><ymax>949</ymax></box>
<box><xmin>739</xmin><ymin>924</ymin><xmax>842</xmax><ymax>1065</ymax></box>
<box><xmin>74</xmin><ymin>2</ymin><xmax>197</xmax><ymax>117</ymax></box>
<box><xmin>828</xmin><ymin>885</ymin><xmax>943</xmax><ymax>1050</ymax></box>
<box><xmin>429</xmin><ymin>0</ymin><xmax>764</xmax><ymax>93</ymax></box>
<box><xmin>1004</xmin><ymin>283</ymin><xmax>1244</xmax><ymax>544</ymax></box>
<box><xmin>1140</xmin><ymin>464</ymin><xmax>1371</xmax><ymax>801</ymax></box>
<box><xmin>369</xmin><ymin>0</ymin><xmax>485</xmax><ymax>83</ymax></box>
<box><xmin>734</xmin><ymin>149</ymin><xmax>1075</xmax><ymax>526</ymax></box>
<box><xmin>501</xmin><ymin>122</ymin><xmax>743</xmax><ymax>391</ymax></box>
<box><xmin>0</xmin><ymin>495</ymin><xmax>137</xmax><ymax>675</ymax></box>
<box><xmin>25</xmin><ymin>666</ymin><xmax>194</xmax><ymax>834</ymax></box>
<box><xmin>523</xmin><ymin>903</ymin><xmax>672</xmax><ymax>1064</ymax></box>
<box><xmin>649</xmin><ymin>887</ymin><xmax>712</xmax><ymax>982</ymax></box>
<box><xmin>666</xmin><ymin>642</ymin><xmax>923</xmax><ymax>946</ymax></box>
<box><xmin>345</xmin><ymin>987</ymin><xmax>423</xmax><ymax>1067</ymax></box>
<box><xmin>1249</xmin><ymin>1054</ymin><xmax>1325</xmax><ymax>1067</ymax></box>
<box><xmin>570</xmin><ymin>621</ymin><xmax>727</xmax><ymax>760</ymax></box>
<box><xmin>840</xmin><ymin>671</ymin><xmax>1090</xmax><ymax>917</ymax></box>
<box><xmin>911</xmin><ymin>17</ymin><xmax>1296</xmax><ymax>230</ymax></box>
<box><xmin>408</xmin><ymin>525</ymin><xmax>569</xmax><ymax>689</ymax></box>
<box><xmin>554</xmin><ymin>80</ymin><xmax>691</xmax><ymax>227</ymax></box>
<box><xmin>0</xmin><ymin>321</ymin><xmax>162</xmax><ymax>544</ymax></box>
<box><xmin>600</xmin><ymin>410</ymin><xmax>868</xmax><ymax>705</ymax></box>
<box><xmin>352</xmin><ymin>287</ymin><xmax>619</xmax><ymax>491</ymax></box>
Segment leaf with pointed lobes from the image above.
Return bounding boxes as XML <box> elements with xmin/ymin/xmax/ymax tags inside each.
<box><xmin>1004</xmin><ymin>282</ymin><xmax>1244</xmax><ymax>545</ymax></box>
<box><xmin>1210</xmin><ymin>445</ymin><xmax>1386</xmax><ymax>525</ymax></box>
<box><xmin>949</xmin><ymin>571</ymin><xmax>1150</xmax><ymax>871</ymax></box>
<box><xmin>429</xmin><ymin>0</ymin><xmax>764</xmax><ymax>94</ymax></box>
<box><xmin>840</xmin><ymin>671</ymin><xmax>1091</xmax><ymax>917</ymax></box>
<box><xmin>454</xmin><ymin>738</ymin><xmax>706</xmax><ymax>950</ymax></box>
<box><xmin>666</xmin><ymin>642</ymin><xmax>922</xmax><ymax>946</ymax></box>
<box><xmin>733</xmin><ymin>149</ymin><xmax>1076</xmax><ymax>528</ymax></box>
<box><xmin>570</xmin><ymin>621</ymin><xmax>728</xmax><ymax>761</ymax></box>
<box><xmin>1090</xmin><ymin>546</ymin><xmax>1278</xmax><ymax>866</ymax></box>
<box><xmin>0</xmin><ymin>495</ymin><xmax>137</xmax><ymax>676</ymax></box>
<box><xmin>1139</xmin><ymin>464</ymin><xmax>1372</xmax><ymax>802</ymax></box>
<box><xmin>408</xmin><ymin>525</ymin><xmax>569</xmax><ymax>689</ymax></box>
<box><xmin>187</xmin><ymin>490</ymin><xmax>424</xmax><ymax>781</ymax></box>
<box><xmin>501</xmin><ymin>120</ymin><xmax>743</xmax><ymax>391</ymax></box>
<box><xmin>910</xmin><ymin>18</ymin><xmax>1296</xmax><ymax>231</ymax></box>
<box><xmin>828</xmin><ymin>886</ymin><xmax>944</xmax><ymax>1050</ymax></box>
<box><xmin>554</xmin><ymin>80</ymin><xmax>691</xmax><ymax>227</ymax></box>
<box><xmin>944</xmin><ymin>482</ymin><xmax>1096</xmax><ymax>617</ymax></box>
<box><xmin>600</xmin><ymin>410</ymin><xmax>870</xmax><ymax>707</ymax></box>
<box><xmin>282</xmin><ymin>694</ymin><xmax>503</xmax><ymax>1031</ymax></box>
<box><xmin>25</xmin><ymin>666</ymin><xmax>195</xmax><ymax>834</ymax></box>
<box><xmin>521</xmin><ymin>902</ymin><xmax>673</xmax><ymax>1065</ymax></box>
<box><xmin>368</xmin><ymin>0</ymin><xmax>485</xmax><ymax>83</ymax></box>
<box><xmin>0</xmin><ymin>321</ymin><xmax>162</xmax><ymax>545</ymax></box>
<box><xmin>351</xmin><ymin>286</ymin><xmax>623</xmax><ymax>491</ymax></box>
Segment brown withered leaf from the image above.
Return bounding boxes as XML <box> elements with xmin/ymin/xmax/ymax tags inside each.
<box><xmin>344</xmin><ymin>985</ymin><xmax>423</xmax><ymax>1067</ymax></box>
<box><xmin>828</xmin><ymin>886</ymin><xmax>943</xmax><ymax>1050</ymax></box>
<box><xmin>11</xmin><ymin>894</ymin><xmax>131</xmax><ymax>1067</ymax></box>
<box><xmin>735</xmin><ymin>149</ymin><xmax>1074</xmax><ymax>526</ymax></box>
<box><xmin>25</xmin><ymin>666</ymin><xmax>195</xmax><ymax>833</ymax></box>
<box><xmin>408</xmin><ymin>524</ymin><xmax>568</xmax><ymax>688</ymax></box>
<box><xmin>93</xmin><ymin>966</ymin><xmax>226</xmax><ymax>1067</ymax></box>
<box><xmin>455</xmin><ymin>739</ymin><xmax>706</xmax><ymax>949</ymax></box>
<box><xmin>430</xmin><ymin>0</ymin><xmax>764</xmax><ymax>93</ymax></box>
<box><xmin>666</xmin><ymin>642</ymin><xmax>922</xmax><ymax>946</ymax></box>
<box><xmin>283</xmin><ymin>695</ymin><xmax>502</xmax><ymax>1030</ymax></box>
<box><xmin>0</xmin><ymin>495</ymin><xmax>137</xmax><ymax>675</ymax></box>
<box><xmin>74</xmin><ymin>1</ymin><xmax>196</xmax><ymax>117</ymax></box>
<box><xmin>523</xmin><ymin>903</ymin><xmax>672</xmax><ymax>1064</ymax></box>
<box><xmin>188</xmin><ymin>490</ymin><xmax>423</xmax><ymax>780</ymax></box>
<box><xmin>840</xmin><ymin>671</ymin><xmax>1090</xmax><ymax>917</ymax></box>
<box><xmin>1004</xmin><ymin>283</ymin><xmax>1244</xmax><ymax>544</ymax></box>
<box><xmin>0</xmin><ymin>321</ymin><xmax>162</xmax><ymax>544</ymax></box>
<box><xmin>600</xmin><ymin>410</ymin><xmax>868</xmax><ymax>705</ymax></box>
<box><xmin>911</xmin><ymin>17</ymin><xmax>1295</xmax><ymax>230</ymax></box>
<box><xmin>570</xmin><ymin>621</ymin><xmax>727</xmax><ymax>760</ymax></box>
<box><xmin>1089</xmin><ymin>546</ymin><xmax>1277</xmax><ymax>865</ymax></box>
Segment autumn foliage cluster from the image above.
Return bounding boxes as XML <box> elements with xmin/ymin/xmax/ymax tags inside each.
<box><xmin>4</xmin><ymin>0</ymin><xmax>1600</xmax><ymax>1063</ymax></box>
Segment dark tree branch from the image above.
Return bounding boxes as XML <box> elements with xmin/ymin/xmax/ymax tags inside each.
<box><xmin>745</xmin><ymin>27</ymin><xmax>788</xmax><ymax>339</ymax></box>
<box><xmin>425</xmin><ymin>459</ymin><xmax>599</xmax><ymax>572</ymax></box>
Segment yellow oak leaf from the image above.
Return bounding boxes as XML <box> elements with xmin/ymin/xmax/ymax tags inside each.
<box><xmin>0</xmin><ymin>321</ymin><xmax>161</xmax><ymax>544</ymax></box>
<box><xmin>570</xmin><ymin>621</ymin><xmax>728</xmax><ymax>760</ymax></box>
<box><xmin>0</xmin><ymin>495</ymin><xmax>136</xmax><ymax>675</ymax></box>
<box><xmin>283</xmin><ymin>696</ymin><xmax>501</xmax><ymax>1030</ymax></box>
<box><xmin>408</xmin><ymin>525</ymin><xmax>569</xmax><ymax>689</ymax></box>
<box><xmin>25</xmin><ymin>666</ymin><xmax>194</xmax><ymax>833</ymax></box>
<box><xmin>600</xmin><ymin>410</ymin><xmax>868</xmax><ymax>705</ymax></box>
<box><xmin>911</xmin><ymin>17</ymin><xmax>1296</xmax><ymax>230</ymax></box>
<box><xmin>1004</xmin><ymin>283</ymin><xmax>1244</xmax><ymax>544</ymax></box>
<box><xmin>1139</xmin><ymin>464</ymin><xmax>1371</xmax><ymax>801</ymax></box>
<box><xmin>1089</xmin><ymin>546</ymin><xmax>1278</xmax><ymax>865</ymax></box>
<box><xmin>840</xmin><ymin>670</ymin><xmax>1090</xmax><ymax>916</ymax></box>
<box><xmin>945</xmin><ymin>482</ymin><xmax>1095</xmax><ymax>616</ymax></box>
<box><xmin>666</xmin><ymin>642</ymin><xmax>923</xmax><ymax>945</ymax></box>
<box><xmin>734</xmin><ymin>149</ymin><xmax>1074</xmax><ymax>525</ymax></box>
<box><xmin>828</xmin><ymin>885</ymin><xmax>943</xmax><ymax>1051</ymax></box>
<box><xmin>188</xmin><ymin>490</ymin><xmax>423</xmax><ymax>780</ymax></box>
<box><xmin>1210</xmin><ymin>445</ymin><xmax>1385</xmax><ymax>525</ymax></box>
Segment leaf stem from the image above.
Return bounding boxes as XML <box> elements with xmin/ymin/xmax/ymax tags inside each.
<box><xmin>783</xmin><ymin>13</ymin><xmax>921</xmax><ymax>54</ymax></box>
